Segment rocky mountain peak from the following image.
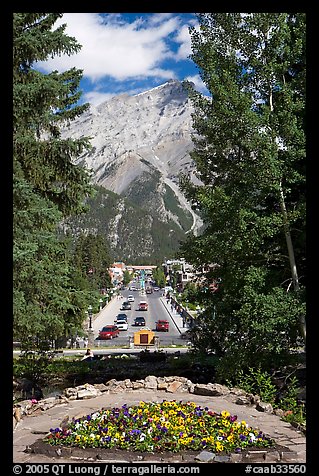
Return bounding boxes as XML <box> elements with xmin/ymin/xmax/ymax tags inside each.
<box><xmin>61</xmin><ymin>80</ymin><xmax>203</xmax><ymax>260</ymax></box>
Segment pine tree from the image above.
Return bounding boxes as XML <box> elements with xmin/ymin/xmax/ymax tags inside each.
<box><xmin>73</xmin><ymin>233</ymin><xmax>113</xmax><ymax>291</ymax></box>
<box><xmin>13</xmin><ymin>13</ymin><xmax>93</xmax><ymax>215</ymax></box>
<box><xmin>179</xmin><ymin>13</ymin><xmax>306</xmax><ymax>368</ymax></box>
<box><xmin>13</xmin><ymin>14</ymin><xmax>95</xmax><ymax>348</ymax></box>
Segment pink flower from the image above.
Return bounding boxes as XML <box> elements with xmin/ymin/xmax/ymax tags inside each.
<box><xmin>31</xmin><ymin>399</ymin><xmax>38</xmax><ymax>404</ymax></box>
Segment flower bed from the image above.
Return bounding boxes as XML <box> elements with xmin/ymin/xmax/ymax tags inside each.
<box><xmin>45</xmin><ymin>400</ymin><xmax>274</xmax><ymax>454</ymax></box>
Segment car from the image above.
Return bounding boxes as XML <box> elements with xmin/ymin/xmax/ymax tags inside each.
<box><xmin>153</xmin><ymin>287</ymin><xmax>160</xmax><ymax>292</ymax></box>
<box><xmin>115</xmin><ymin>319</ymin><xmax>128</xmax><ymax>331</ymax></box>
<box><xmin>98</xmin><ymin>325</ymin><xmax>119</xmax><ymax>340</ymax></box>
<box><xmin>156</xmin><ymin>319</ymin><xmax>169</xmax><ymax>332</ymax></box>
<box><xmin>115</xmin><ymin>313</ymin><xmax>128</xmax><ymax>322</ymax></box>
<box><xmin>121</xmin><ymin>301</ymin><xmax>131</xmax><ymax>310</ymax></box>
<box><xmin>138</xmin><ymin>300</ymin><xmax>148</xmax><ymax>311</ymax></box>
<box><xmin>127</xmin><ymin>295</ymin><xmax>135</xmax><ymax>302</ymax></box>
<box><xmin>134</xmin><ymin>316</ymin><xmax>146</xmax><ymax>326</ymax></box>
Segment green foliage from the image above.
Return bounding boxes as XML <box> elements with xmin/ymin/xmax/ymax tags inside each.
<box><xmin>13</xmin><ymin>351</ymin><xmax>55</xmax><ymax>385</ymax></box>
<box><xmin>279</xmin><ymin>376</ymin><xmax>306</xmax><ymax>427</ymax></box>
<box><xmin>220</xmin><ymin>368</ymin><xmax>306</xmax><ymax>428</ymax></box>
<box><xmin>225</xmin><ymin>367</ymin><xmax>277</xmax><ymax>404</ymax></box>
<box><xmin>163</xmin><ymin>184</ymin><xmax>193</xmax><ymax>231</ymax></box>
<box><xmin>13</xmin><ymin>13</ymin><xmax>97</xmax><ymax>348</ymax></box>
<box><xmin>188</xmin><ymin>266</ymin><xmax>304</xmax><ymax>370</ymax></box>
<box><xmin>152</xmin><ymin>267</ymin><xmax>166</xmax><ymax>288</ymax></box>
<box><xmin>179</xmin><ymin>13</ymin><xmax>306</xmax><ymax>370</ymax></box>
<box><xmin>73</xmin><ymin>233</ymin><xmax>112</xmax><ymax>291</ymax></box>
<box><xmin>63</xmin><ymin>186</ymin><xmax>187</xmax><ymax>264</ymax></box>
<box><xmin>122</xmin><ymin>270</ymin><xmax>131</xmax><ymax>286</ymax></box>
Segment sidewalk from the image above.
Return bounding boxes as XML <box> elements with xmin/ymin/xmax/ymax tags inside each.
<box><xmin>160</xmin><ymin>296</ymin><xmax>190</xmax><ymax>335</ymax></box>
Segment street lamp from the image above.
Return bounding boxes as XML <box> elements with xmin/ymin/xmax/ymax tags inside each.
<box><xmin>87</xmin><ymin>305</ymin><xmax>94</xmax><ymax>348</ymax></box>
<box><xmin>99</xmin><ymin>298</ymin><xmax>103</xmax><ymax>311</ymax></box>
<box><xmin>88</xmin><ymin>305</ymin><xmax>93</xmax><ymax>329</ymax></box>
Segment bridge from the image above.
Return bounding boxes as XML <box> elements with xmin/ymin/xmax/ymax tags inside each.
<box><xmin>127</xmin><ymin>265</ymin><xmax>157</xmax><ymax>271</ymax></box>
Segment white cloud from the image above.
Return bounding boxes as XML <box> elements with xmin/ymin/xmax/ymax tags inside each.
<box><xmin>37</xmin><ymin>13</ymin><xmax>182</xmax><ymax>82</ymax></box>
<box><xmin>185</xmin><ymin>74</ymin><xmax>210</xmax><ymax>95</ymax></box>
<box><xmin>175</xmin><ymin>24</ymin><xmax>192</xmax><ymax>60</ymax></box>
<box><xmin>82</xmin><ymin>90</ymin><xmax>116</xmax><ymax>106</ymax></box>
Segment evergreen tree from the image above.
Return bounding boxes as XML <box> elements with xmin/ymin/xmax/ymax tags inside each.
<box><xmin>152</xmin><ymin>267</ymin><xmax>166</xmax><ymax>288</ymax></box>
<box><xmin>13</xmin><ymin>13</ymin><xmax>95</xmax><ymax>348</ymax></box>
<box><xmin>179</xmin><ymin>13</ymin><xmax>306</xmax><ymax>371</ymax></box>
<box><xmin>73</xmin><ymin>233</ymin><xmax>113</xmax><ymax>291</ymax></box>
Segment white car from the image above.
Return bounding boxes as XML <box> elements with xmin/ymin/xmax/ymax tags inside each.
<box><xmin>127</xmin><ymin>295</ymin><xmax>135</xmax><ymax>302</ymax></box>
<box><xmin>115</xmin><ymin>319</ymin><xmax>128</xmax><ymax>331</ymax></box>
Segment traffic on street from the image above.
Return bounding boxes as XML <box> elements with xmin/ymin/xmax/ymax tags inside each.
<box><xmin>92</xmin><ymin>285</ymin><xmax>183</xmax><ymax>347</ymax></box>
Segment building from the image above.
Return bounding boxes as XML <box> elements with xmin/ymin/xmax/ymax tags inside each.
<box><xmin>108</xmin><ymin>261</ymin><xmax>126</xmax><ymax>284</ymax></box>
<box><xmin>162</xmin><ymin>258</ymin><xmax>195</xmax><ymax>291</ymax></box>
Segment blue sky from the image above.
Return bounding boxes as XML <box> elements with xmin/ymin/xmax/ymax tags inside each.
<box><xmin>36</xmin><ymin>13</ymin><xmax>208</xmax><ymax>106</ymax></box>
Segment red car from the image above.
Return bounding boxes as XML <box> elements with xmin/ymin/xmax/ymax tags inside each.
<box><xmin>156</xmin><ymin>320</ymin><xmax>169</xmax><ymax>332</ymax></box>
<box><xmin>138</xmin><ymin>301</ymin><xmax>148</xmax><ymax>311</ymax></box>
<box><xmin>98</xmin><ymin>325</ymin><xmax>120</xmax><ymax>340</ymax></box>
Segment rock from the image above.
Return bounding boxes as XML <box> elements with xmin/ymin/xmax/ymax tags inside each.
<box><xmin>13</xmin><ymin>407</ymin><xmax>22</xmax><ymax>422</ymax></box>
<box><xmin>93</xmin><ymin>383</ymin><xmax>108</xmax><ymax>392</ymax></box>
<box><xmin>235</xmin><ymin>396</ymin><xmax>252</xmax><ymax>405</ymax></box>
<box><xmin>78</xmin><ymin>387</ymin><xmax>102</xmax><ymax>399</ymax></box>
<box><xmin>214</xmin><ymin>455</ymin><xmax>231</xmax><ymax>463</ymax></box>
<box><xmin>105</xmin><ymin>379</ymin><xmax>118</xmax><ymax>387</ymax></box>
<box><xmin>63</xmin><ymin>387</ymin><xmax>78</xmax><ymax>398</ymax></box>
<box><xmin>274</xmin><ymin>408</ymin><xmax>285</xmax><ymax>417</ymax></box>
<box><xmin>132</xmin><ymin>381</ymin><xmax>145</xmax><ymax>390</ymax></box>
<box><xmin>166</xmin><ymin>381</ymin><xmax>183</xmax><ymax>393</ymax></box>
<box><xmin>256</xmin><ymin>401</ymin><xmax>273</xmax><ymax>413</ymax></box>
<box><xmin>193</xmin><ymin>383</ymin><xmax>230</xmax><ymax>396</ymax></box>
<box><xmin>144</xmin><ymin>375</ymin><xmax>158</xmax><ymax>389</ymax></box>
<box><xmin>194</xmin><ymin>450</ymin><xmax>216</xmax><ymax>462</ymax></box>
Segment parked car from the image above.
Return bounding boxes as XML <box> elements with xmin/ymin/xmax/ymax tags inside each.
<box><xmin>121</xmin><ymin>301</ymin><xmax>131</xmax><ymax>310</ymax></box>
<box><xmin>127</xmin><ymin>295</ymin><xmax>135</xmax><ymax>302</ymax></box>
<box><xmin>153</xmin><ymin>287</ymin><xmax>160</xmax><ymax>292</ymax></box>
<box><xmin>98</xmin><ymin>325</ymin><xmax>119</xmax><ymax>340</ymax></box>
<box><xmin>156</xmin><ymin>319</ymin><xmax>169</xmax><ymax>332</ymax></box>
<box><xmin>115</xmin><ymin>319</ymin><xmax>128</xmax><ymax>331</ymax></box>
<box><xmin>138</xmin><ymin>300</ymin><xmax>148</xmax><ymax>311</ymax></box>
<box><xmin>134</xmin><ymin>316</ymin><xmax>146</xmax><ymax>326</ymax></box>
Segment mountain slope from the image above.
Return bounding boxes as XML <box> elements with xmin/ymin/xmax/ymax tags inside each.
<box><xmin>62</xmin><ymin>186</ymin><xmax>189</xmax><ymax>264</ymax></box>
<box><xmin>61</xmin><ymin>80</ymin><xmax>203</xmax><ymax>260</ymax></box>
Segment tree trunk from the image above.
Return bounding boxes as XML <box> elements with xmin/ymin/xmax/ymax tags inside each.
<box><xmin>279</xmin><ymin>181</ymin><xmax>306</xmax><ymax>344</ymax></box>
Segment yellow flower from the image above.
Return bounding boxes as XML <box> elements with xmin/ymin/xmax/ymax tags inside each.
<box><xmin>221</xmin><ymin>411</ymin><xmax>230</xmax><ymax>418</ymax></box>
<box><xmin>206</xmin><ymin>435</ymin><xmax>215</xmax><ymax>444</ymax></box>
<box><xmin>215</xmin><ymin>441</ymin><xmax>224</xmax><ymax>451</ymax></box>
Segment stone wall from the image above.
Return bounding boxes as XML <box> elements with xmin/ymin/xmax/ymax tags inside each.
<box><xmin>13</xmin><ymin>374</ymin><xmax>289</xmax><ymax>425</ymax></box>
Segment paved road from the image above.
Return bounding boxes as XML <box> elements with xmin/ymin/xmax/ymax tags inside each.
<box><xmin>13</xmin><ymin>294</ymin><xmax>307</xmax><ymax>465</ymax></box>
<box><xmin>91</xmin><ymin>291</ymin><xmax>190</xmax><ymax>348</ymax></box>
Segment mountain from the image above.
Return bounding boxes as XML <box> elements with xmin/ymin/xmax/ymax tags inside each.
<box><xmin>61</xmin><ymin>185</ymin><xmax>191</xmax><ymax>265</ymax></box>
<box><xmin>61</xmin><ymin>80</ymin><xmax>203</xmax><ymax>262</ymax></box>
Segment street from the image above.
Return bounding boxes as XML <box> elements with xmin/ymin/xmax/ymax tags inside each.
<box><xmin>92</xmin><ymin>288</ymin><xmax>183</xmax><ymax>347</ymax></box>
